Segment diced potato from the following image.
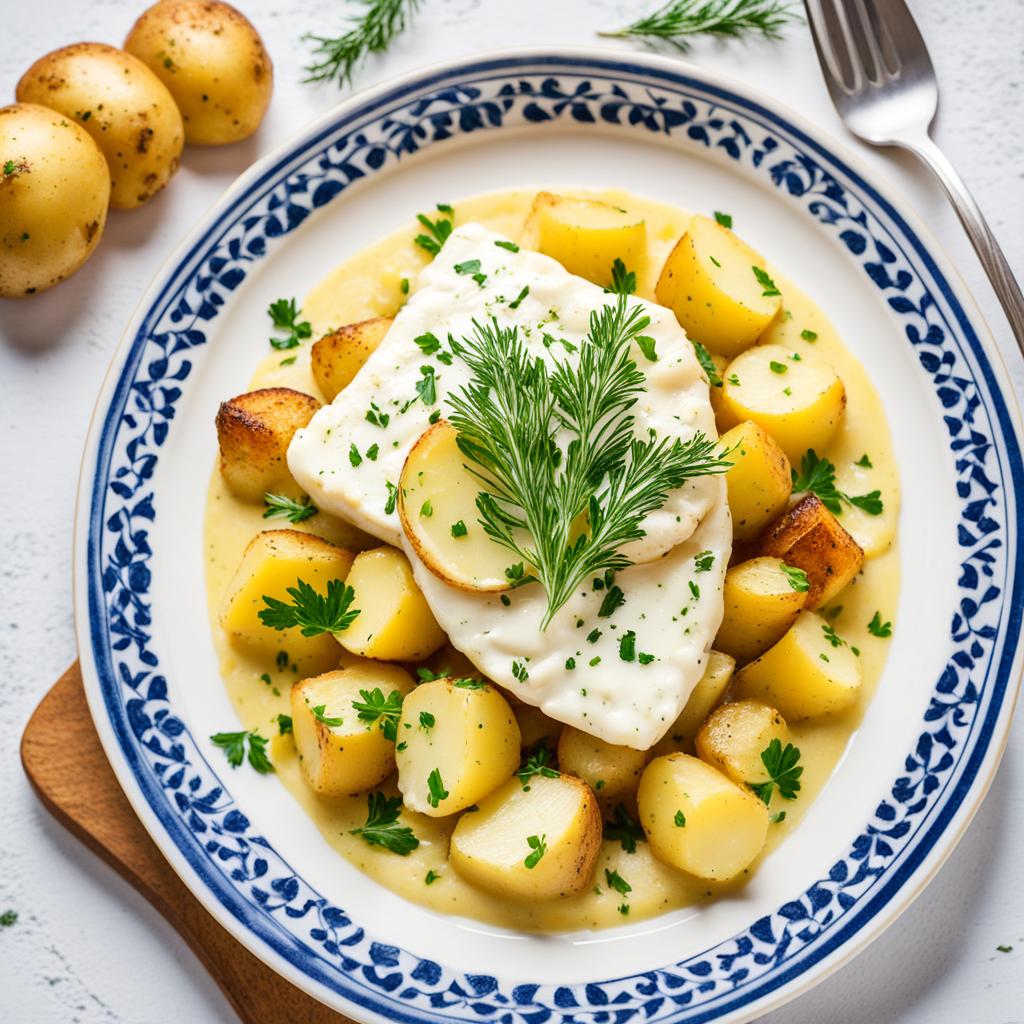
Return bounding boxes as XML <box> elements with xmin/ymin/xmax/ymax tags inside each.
<box><xmin>638</xmin><ymin>753</ymin><xmax>769</xmax><ymax>881</ymax></box>
<box><xmin>398</xmin><ymin>420</ymin><xmax>512</xmax><ymax>591</ymax></box>
<box><xmin>719</xmin><ymin>421</ymin><xmax>792</xmax><ymax>541</ymax></box>
<box><xmin>450</xmin><ymin>774</ymin><xmax>602</xmax><ymax>899</ymax></box>
<box><xmin>651</xmin><ymin>651</ymin><xmax>736</xmax><ymax>757</ymax></box>
<box><xmin>311</xmin><ymin>317</ymin><xmax>392</xmax><ymax>402</ymax></box>
<box><xmin>396</xmin><ymin>679</ymin><xmax>520</xmax><ymax>816</ymax></box>
<box><xmin>529</xmin><ymin>192</ymin><xmax>646</xmax><ymax>287</ymax></box>
<box><xmin>654</xmin><ymin>215</ymin><xmax>781</xmax><ymax>358</ymax></box>
<box><xmin>708</xmin><ymin>352</ymin><xmax>730</xmax><ymax>425</ymax></box>
<box><xmin>696</xmin><ymin>700</ymin><xmax>789</xmax><ymax>787</ymax></box>
<box><xmin>338</xmin><ymin>546</ymin><xmax>446</xmax><ymax>661</ymax></box>
<box><xmin>291</xmin><ymin>663</ymin><xmax>415</xmax><ymax>797</ymax></box>
<box><xmin>557</xmin><ymin>727</ymin><xmax>648</xmax><ymax>813</ymax></box>
<box><xmin>715</xmin><ymin>557</ymin><xmax>808</xmax><ymax>664</ymax></box>
<box><xmin>515</xmin><ymin>705</ymin><xmax>563</xmax><ymax>752</ymax></box>
<box><xmin>759</xmin><ymin>494</ymin><xmax>864</xmax><ymax>609</ymax></box>
<box><xmin>216</xmin><ymin>387</ymin><xmax>321</xmax><ymax>502</ymax></box>
<box><xmin>732</xmin><ymin>610</ymin><xmax>862</xmax><ymax>719</ymax></box>
<box><xmin>219</xmin><ymin>529</ymin><xmax>353</xmax><ymax>671</ymax></box>
<box><xmin>719</xmin><ymin>346</ymin><xmax>846</xmax><ymax>463</ymax></box>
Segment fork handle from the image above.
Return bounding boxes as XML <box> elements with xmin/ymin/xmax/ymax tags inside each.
<box><xmin>898</xmin><ymin>132</ymin><xmax>1024</xmax><ymax>355</ymax></box>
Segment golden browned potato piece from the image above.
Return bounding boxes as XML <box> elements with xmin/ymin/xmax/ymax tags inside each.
<box><xmin>399</xmin><ymin>420</ymin><xmax>514</xmax><ymax>592</ymax></box>
<box><xmin>291</xmin><ymin>662</ymin><xmax>415</xmax><ymax>796</ymax></box>
<box><xmin>696</xmin><ymin>700</ymin><xmax>790</xmax><ymax>788</ymax></box>
<box><xmin>718</xmin><ymin>345</ymin><xmax>846</xmax><ymax>463</ymax></box>
<box><xmin>450</xmin><ymin>774</ymin><xmax>602</xmax><ymax>899</ymax></box>
<box><xmin>311</xmin><ymin>317</ymin><xmax>393</xmax><ymax>401</ymax></box>
<box><xmin>396</xmin><ymin>678</ymin><xmax>520</xmax><ymax>816</ymax></box>
<box><xmin>651</xmin><ymin>651</ymin><xmax>736</xmax><ymax>757</ymax></box>
<box><xmin>638</xmin><ymin>753</ymin><xmax>769</xmax><ymax>881</ymax></box>
<box><xmin>0</xmin><ymin>103</ymin><xmax>109</xmax><ymax>297</ymax></box>
<box><xmin>338</xmin><ymin>546</ymin><xmax>447</xmax><ymax>661</ymax></box>
<box><xmin>716</xmin><ymin>557</ymin><xmax>808</xmax><ymax>664</ymax></box>
<box><xmin>529</xmin><ymin>192</ymin><xmax>646</xmax><ymax>287</ymax></box>
<box><xmin>732</xmin><ymin>610</ymin><xmax>862</xmax><ymax>719</ymax></box>
<box><xmin>655</xmin><ymin>215</ymin><xmax>781</xmax><ymax>357</ymax></box>
<box><xmin>219</xmin><ymin>529</ymin><xmax>353</xmax><ymax>672</ymax></box>
<box><xmin>124</xmin><ymin>0</ymin><xmax>272</xmax><ymax>145</ymax></box>
<box><xmin>557</xmin><ymin>727</ymin><xmax>648</xmax><ymax>814</ymax></box>
<box><xmin>759</xmin><ymin>494</ymin><xmax>864</xmax><ymax>609</ymax></box>
<box><xmin>16</xmin><ymin>44</ymin><xmax>183</xmax><ymax>209</ymax></box>
<box><xmin>719</xmin><ymin>421</ymin><xmax>792</xmax><ymax>541</ymax></box>
<box><xmin>216</xmin><ymin>387</ymin><xmax>321</xmax><ymax>503</ymax></box>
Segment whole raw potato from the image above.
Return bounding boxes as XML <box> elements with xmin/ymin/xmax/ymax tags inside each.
<box><xmin>0</xmin><ymin>103</ymin><xmax>110</xmax><ymax>298</ymax></box>
<box><xmin>124</xmin><ymin>0</ymin><xmax>273</xmax><ymax>145</ymax></box>
<box><xmin>16</xmin><ymin>43</ymin><xmax>184</xmax><ymax>209</ymax></box>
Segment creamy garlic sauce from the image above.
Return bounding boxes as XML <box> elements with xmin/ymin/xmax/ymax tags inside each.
<box><xmin>288</xmin><ymin>223</ymin><xmax>728</xmax><ymax>749</ymax></box>
<box><xmin>203</xmin><ymin>187</ymin><xmax>899</xmax><ymax>931</ymax></box>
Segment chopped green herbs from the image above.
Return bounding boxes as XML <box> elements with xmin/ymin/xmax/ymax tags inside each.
<box><xmin>267</xmin><ymin>297</ymin><xmax>312</xmax><ymax>351</ymax></box>
<box><xmin>419</xmin><ymin>710</ymin><xmax>436</xmax><ymax>730</ymax></box>
<box><xmin>427</xmin><ymin>768</ymin><xmax>448</xmax><ymax>808</ymax></box>
<box><xmin>210</xmin><ymin>730</ymin><xmax>273</xmax><ymax>773</ymax></box>
<box><xmin>414</xmin><ymin>331</ymin><xmax>441</xmax><ymax>354</ymax></box>
<box><xmin>800</xmin><ymin>328</ymin><xmax>818</xmax><ymax>341</ymax></box>
<box><xmin>780</xmin><ymin>563</ymin><xmax>810</xmax><ymax>592</ymax></box>
<box><xmin>263</xmin><ymin>493</ymin><xmax>318</xmax><ymax>523</ymax></box>
<box><xmin>524</xmin><ymin>833</ymin><xmax>547</xmax><ymax>869</ymax></box>
<box><xmin>517</xmin><ymin>740</ymin><xmax>560</xmax><ymax>790</ymax></box>
<box><xmin>352</xmin><ymin>688</ymin><xmax>404</xmax><ymax>741</ymax></box>
<box><xmin>351</xmin><ymin>792</ymin><xmax>419</xmax><ymax>855</ymax></box>
<box><xmin>384</xmin><ymin>481</ymin><xmax>398</xmax><ymax>515</ymax></box>
<box><xmin>769</xmin><ymin>360</ymin><xmax>788</xmax><ymax>374</ymax></box>
<box><xmin>791</xmin><ymin>449</ymin><xmax>884</xmax><ymax>516</ymax></box>
<box><xmin>636</xmin><ymin>335</ymin><xmax>658</xmax><ymax>362</ymax></box>
<box><xmin>752</xmin><ymin>266</ymin><xmax>780</xmax><ymax>297</ymax></box>
<box><xmin>618</xmin><ymin>629</ymin><xmax>637</xmax><ymax>662</ymax></box>
<box><xmin>420</xmin><ymin>499</ymin><xmax>433</xmax><ymax>518</ymax></box>
<box><xmin>414</xmin><ymin>203</ymin><xmax>454</xmax><ymax>256</ymax></box>
<box><xmin>856</xmin><ymin>453</ymin><xmax>873</xmax><ymax>468</ymax></box>
<box><xmin>604</xmin><ymin>802</ymin><xmax>644</xmax><ymax>853</ymax></box>
<box><xmin>609</xmin><ymin>258</ymin><xmax>637</xmax><ymax>295</ymax></box>
<box><xmin>867</xmin><ymin>612</ymin><xmax>893</xmax><ymax>638</ymax></box>
<box><xmin>674</xmin><ymin>810</ymin><xmax>686</xmax><ymax>827</ymax></box>
<box><xmin>692</xmin><ymin>340</ymin><xmax>723</xmax><ymax>387</ymax></box>
<box><xmin>276</xmin><ymin>714</ymin><xmax>293</xmax><ymax>735</ymax></box>
<box><xmin>349</xmin><ymin>443</ymin><xmax>363</xmax><ymax>468</ymax></box>
<box><xmin>694</xmin><ymin>550</ymin><xmax>715</xmax><ymax>572</ymax></box>
<box><xmin>604</xmin><ymin>868</ymin><xmax>632</xmax><ymax>896</ymax></box>
<box><xmin>598</xmin><ymin>584</ymin><xmax>626</xmax><ymax>617</ymax></box>
<box><xmin>495</xmin><ymin>239</ymin><xmax>520</xmax><ymax>253</ymax></box>
<box><xmin>312</xmin><ymin>704</ymin><xmax>344</xmax><ymax>727</ymax></box>
<box><xmin>748</xmin><ymin>738</ymin><xmax>802</xmax><ymax>804</ymax></box>
<box><xmin>714</xmin><ymin>210</ymin><xmax>733</xmax><ymax>228</ymax></box>
<box><xmin>425</xmin><ymin>869</ymin><xmax>440</xmax><ymax>885</ymax></box>
<box><xmin>366</xmin><ymin>401</ymin><xmax>391</xmax><ymax>428</ymax></box>
<box><xmin>451</xmin><ymin>520</ymin><xmax>468</xmax><ymax>538</ymax></box>
<box><xmin>509</xmin><ymin>285</ymin><xmax>530</xmax><ymax>310</ymax></box>
<box><xmin>259</xmin><ymin>578</ymin><xmax>360</xmax><ymax>637</ymax></box>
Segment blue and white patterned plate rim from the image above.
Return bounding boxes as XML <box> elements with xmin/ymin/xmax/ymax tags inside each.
<box><xmin>73</xmin><ymin>48</ymin><xmax>1024</xmax><ymax>1024</ymax></box>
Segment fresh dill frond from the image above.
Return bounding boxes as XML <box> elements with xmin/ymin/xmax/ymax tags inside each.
<box><xmin>600</xmin><ymin>0</ymin><xmax>801</xmax><ymax>51</ymax></box>
<box><xmin>446</xmin><ymin>295</ymin><xmax>732</xmax><ymax>628</ymax></box>
<box><xmin>304</xmin><ymin>0</ymin><xmax>422</xmax><ymax>88</ymax></box>
<box><xmin>263</xmin><ymin>493</ymin><xmax>318</xmax><ymax>523</ymax></box>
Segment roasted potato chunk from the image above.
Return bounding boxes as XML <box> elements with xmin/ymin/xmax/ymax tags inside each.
<box><xmin>529</xmin><ymin>192</ymin><xmax>646</xmax><ymax>287</ymax></box>
<box><xmin>219</xmin><ymin>529</ymin><xmax>353</xmax><ymax>671</ymax></box>
<box><xmin>716</xmin><ymin>557</ymin><xmax>808</xmax><ymax>664</ymax></box>
<box><xmin>655</xmin><ymin>215</ymin><xmax>781</xmax><ymax>357</ymax></box>
<box><xmin>732</xmin><ymin>610</ymin><xmax>862</xmax><ymax>719</ymax></box>
<box><xmin>557</xmin><ymin>727</ymin><xmax>648</xmax><ymax>814</ymax></box>
<box><xmin>696</xmin><ymin>700</ymin><xmax>790</xmax><ymax>788</ymax></box>
<box><xmin>651</xmin><ymin>651</ymin><xmax>736</xmax><ymax>757</ymax></box>
<box><xmin>291</xmin><ymin>663</ymin><xmax>415</xmax><ymax>796</ymax></box>
<box><xmin>759</xmin><ymin>494</ymin><xmax>864</xmax><ymax>609</ymax></box>
<box><xmin>399</xmin><ymin>420</ymin><xmax>513</xmax><ymax>592</ymax></box>
<box><xmin>216</xmin><ymin>387</ymin><xmax>321</xmax><ymax>503</ymax></box>
<box><xmin>396</xmin><ymin>679</ymin><xmax>520</xmax><ymax>816</ymax></box>
<box><xmin>339</xmin><ymin>546</ymin><xmax>447</xmax><ymax>661</ymax></box>
<box><xmin>638</xmin><ymin>753</ymin><xmax>769</xmax><ymax>881</ymax></box>
<box><xmin>720</xmin><ymin>421</ymin><xmax>792</xmax><ymax>541</ymax></box>
<box><xmin>719</xmin><ymin>345</ymin><xmax>846</xmax><ymax>463</ymax></box>
<box><xmin>311</xmin><ymin>316</ymin><xmax>393</xmax><ymax>401</ymax></box>
<box><xmin>450</xmin><ymin>774</ymin><xmax>602</xmax><ymax>899</ymax></box>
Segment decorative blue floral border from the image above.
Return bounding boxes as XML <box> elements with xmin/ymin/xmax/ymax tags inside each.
<box><xmin>83</xmin><ymin>55</ymin><xmax>1023</xmax><ymax>1023</ymax></box>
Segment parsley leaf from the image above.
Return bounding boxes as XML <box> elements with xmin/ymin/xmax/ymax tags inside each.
<box><xmin>609</xmin><ymin>258</ymin><xmax>636</xmax><ymax>295</ymax></box>
<box><xmin>312</xmin><ymin>704</ymin><xmax>344</xmax><ymax>727</ymax></box>
<box><xmin>605</xmin><ymin>868</ymin><xmax>631</xmax><ymax>896</ymax></box>
<box><xmin>258</xmin><ymin>578</ymin><xmax>360</xmax><ymax>637</ymax></box>
<box><xmin>692</xmin><ymin>340</ymin><xmax>723</xmax><ymax>387</ymax></box>
<box><xmin>694</xmin><ymin>550</ymin><xmax>715</xmax><ymax>572</ymax></box>
<box><xmin>414</xmin><ymin>204</ymin><xmax>454</xmax><ymax>256</ymax></box>
<box><xmin>210</xmin><ymin>730</ymin><xmax>274</xmax><ymax>773</ymax></box>
<box><xmin>780</xmin><ymin>563</ymin><xmax>810</xmax><ymax>592</ymax></box>
<box><xmin>414</xmin><ymin>331</ymin><xmax>441</xmax><ymax>354</ymax></box>
<box><xmin>524</xmin><ymin>833</ymin><xmax>547</xmax><ymax>869</ymax></box>
<box><xmin>867</xmin><ymin>612</ymin><xmax>893</xmax><ymax>638</ymax></box>
<box><xmin>791</xmin><ymin>449</ymin><xmax>884</xmax><ymax>516</ymax></box>
<box><xmin>674</xmin><ymin>809</ymin><xmax>686</xmax><ymax>827</ymax></box>
<box><xmin>748</xmin><ymin>738</ymin><xmax>802</xmax><ymax>804</ymax></box>
<box><xmin>495</xmin><ymin>239</ymin><xmax>519</xmax><ymax>252</ymax></box>
<box><xmin>604</xmin><ymin>802</ymin><xmax>644</xmax><ymax>853</ymax></box>
<box><xmin>714</xmin><ymin>210</ymin><xmax>733</xmax><ymax>228</ymax></box>
<box><xmin>855</xmin><ymin>453</ymin><xmax>873</xmax><ymax>468</ymax></box>
<box><xmin>263</xmin><ymin>493</ymin><xmax>318</xmax><ymax>523</ymax></box>
<box><xmin>618</xmin><ymin>629</ymin><xmax>637</xmax><ymax>662</ymax></box>
<box><xmin>517</xmin><ymin>740</ymin><xmax>560</xmax><ymax>790</ymax></box>
<box><xmin>752</xmin><ymin>266</ymin><xmax>780</xmax><ymax>297</ymax></box>
<box><xmin>351</xmin><ymin>792</ymin><xmax>420</xmax><ymax>855</ymax></box>
<box><xmin>427</xmin><ymin>768</ymin><xmax>448</xmax><ymax>808</ymax></box>
<box><xmin>352</xmin><ymin>687</ymin><xmax>404</xmax><ymax>741</ymax></box>
<box><xmin>276</xmin><ymin>714</ymin><xmax>293</xmax><ymax>735</ymax></box>
<box><xmin>598</xmin><ymin>584</ymin><xmax>626</xmax><ymax>617</ymax></box>
<box><xmin>267</xmin><ymin>297</ymin><xmax>312</xmax><ymax>351</ymax></box>
<box><xmin>636</xmin><ymin>335</ymin><xmax>658</xmax><ymax>362</ymax></box>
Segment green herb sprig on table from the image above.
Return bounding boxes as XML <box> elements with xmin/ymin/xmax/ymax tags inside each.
<box><xmin>304</xmin><ymin>0</ymin><xmax>422</xmax><ymax>88</ymax></box>
<box><xmin>600</xmin><ymin>0</ymin><xmax>801</xmax><ymax>51</ymax></box>
<box><xmin>446</xmin><ymin>295</ymin><xmax>732</xmax><ymax>628</ymax></box>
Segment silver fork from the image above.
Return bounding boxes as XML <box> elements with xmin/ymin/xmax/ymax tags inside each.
<box><xmin>804</xmin><ymin>0</ymin><xmax>1024</xmax><ymax>354</ymax></box>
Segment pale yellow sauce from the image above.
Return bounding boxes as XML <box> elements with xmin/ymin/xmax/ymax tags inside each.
<box><xmin>204</xmin><ymin>188</ymin><xmax>899</xmax><ymax>931</ymax></box>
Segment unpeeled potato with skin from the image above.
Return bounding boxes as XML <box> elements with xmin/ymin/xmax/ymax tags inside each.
<box><xmin>696</xmin><ymin>700</ymin><xmax>790</xmax><ymax>788</ymax></box>
<box><xmin>651</xmin><ymin>650</ymin><xmax>736</xmax><ymax>757</ymax></box>
<box><xmin>124</xmin><ymin>0</ymin><xmax>272</xmax><ymax>145</ymax></box>
<box><xmin>0</xmin><ymin>103</ymin><xmax>109</xmax><ymax>297</ymax></box>
<box><xmin>16</xmin><ymin>44</ymin><xmax>183</xmax><ymax>209</ymax></box>
<box><xmin>719</xmin><ymin>421</ymin><xmax>792</xmax><ymax>541</ymax></box>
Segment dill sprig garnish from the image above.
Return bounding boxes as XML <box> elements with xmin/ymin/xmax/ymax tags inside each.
<box><xmin>304</xmin><ymin>0</ymin><xmax>421</xmax><ymax>88</ymax></box>
<box><xmin>446</xmin><ymin>295</ymin><xmax>732</xmax><ymax>629</ymax></box>
<box><xmin>600</xmin><ymin>0</ymin><xmax>800</xmax><ymax>51</ymax></box>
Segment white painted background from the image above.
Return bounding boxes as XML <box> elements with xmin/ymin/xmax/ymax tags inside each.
<box><xmin>1</xmin><ymin>1</ymin><xmax>1022</xmax><ymax>1021</ymax></box>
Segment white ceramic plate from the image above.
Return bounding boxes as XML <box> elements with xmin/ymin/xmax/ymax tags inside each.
<box><xmin>75</xmin><ymin>49</ymin><xmax>1024</xmax><ymax>1023</ymax></box>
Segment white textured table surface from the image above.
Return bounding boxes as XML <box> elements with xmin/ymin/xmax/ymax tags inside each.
<box><xmin>1</xmin><ymin>2</ymin><xmax>1022</xmax><ymax>1022</ymax></box>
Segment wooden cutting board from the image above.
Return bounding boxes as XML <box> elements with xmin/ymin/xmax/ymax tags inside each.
<box><xmin>20</xmin><ymin>662</ymin><xmax>346</xmax><ymax>1024</ymax></box>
